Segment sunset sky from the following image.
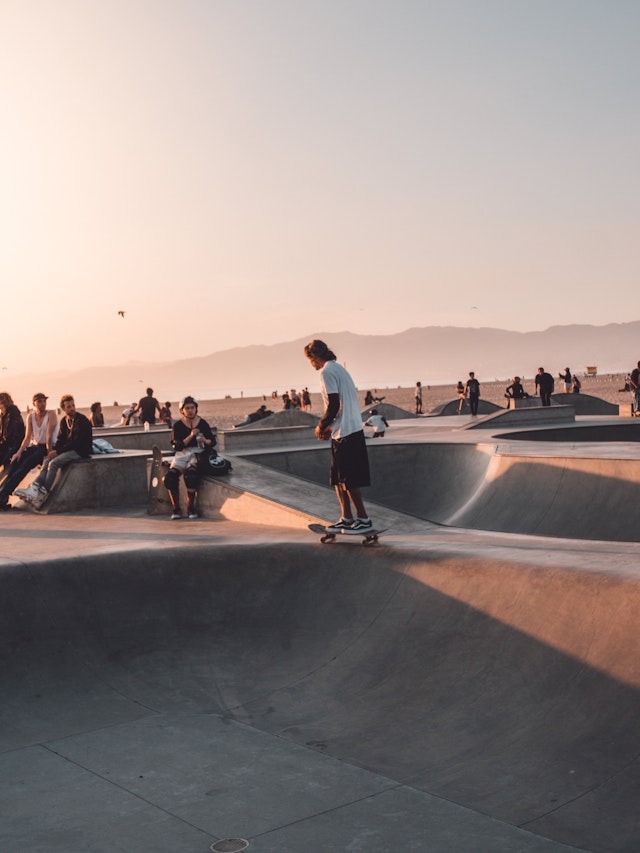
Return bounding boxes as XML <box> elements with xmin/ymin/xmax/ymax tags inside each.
<box><xmin>1</xmin><ymin>0</ymin><xmax>639</xmax><ymax>375</ymax></box>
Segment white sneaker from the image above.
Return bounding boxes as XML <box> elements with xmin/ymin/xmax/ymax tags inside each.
<box><xmin>31</xmin><ymin>486</ymin><xmax>49</xmax><ymax>509</ymax></box>
<box><xmin>16</xmin><ymin>482</ymin><xmax>41</xmax><ymax>503</ymax></box>
<box><xmin>170</xmin><ymin>511</ymin><xmax>182</xmax><ymax>520</ymax></box>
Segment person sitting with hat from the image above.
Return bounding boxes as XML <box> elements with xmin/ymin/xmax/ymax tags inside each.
<box><xmin>0</xmin><ymin>392</ymin><xmax>58</xmax><ymax>511</ymax></box>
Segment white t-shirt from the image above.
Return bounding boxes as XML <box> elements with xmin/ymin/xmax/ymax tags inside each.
<box><xmin>319</xmin><ymin>360</ymin><xmax>363</xmax><ymax>440</ymax></box>
<box><xmin>365</xmin><ymin>414</ymin><xmax>387</xmax><ymax>434</ymax></box>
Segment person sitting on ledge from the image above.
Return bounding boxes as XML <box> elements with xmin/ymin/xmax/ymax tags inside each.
<box><xmin>90</xmin><ymin>401</ymin><xmax>104</xmax><ymax>427</ymax></box>
<box><xmin>16</xmin><ymin>394</ymin><xmax>93</xmax><ymax>510</ymax></box>
<box><xmin>0</xmin><ymin>391</ymin><xmax>25</xmax><ymax>477</ymax></box>
<box><xmin>504</xmin><ymin>376</ymin><xmax>529</xmax><ymax>400</ymax></box>
<box><xmin>0</xmin><ymin>392</ymin><xmax>58</xmax><ymax>512</ymax></box>
<box><xmin>234</xmin><ymin>404</ymin><xmax>273</xmax><ymax>428</ymax></box>
<box><xmin>163</xmin><ymin>395</ymin><xmax>215</xmax><ymax>520</ymax></box>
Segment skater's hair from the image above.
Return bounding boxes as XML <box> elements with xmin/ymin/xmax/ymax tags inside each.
<box><xmin>90</xmin><ymin>401</ymin><xmax>101</xmax><ymax>413</ymax></box>
<box><xmin>0</xmin><ymin>391</ymin><xmax>14</xmax><ymax>408</ymax></box>
<box><xmin>60</xmin><ymin>394</ymin><xmax>74</xmax><ymax>408</ymax></box>
<box><xmin>304</xmin><ymin>340</ymin><xmax>337</xmax><ymax>362</ymax></box>
<box><xmin>146</xmin><ymin>387</ymin><xmax>153</xmax><ymax>395</ymax></box>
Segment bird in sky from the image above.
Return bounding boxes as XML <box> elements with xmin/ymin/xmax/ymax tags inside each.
<box><xmin>118</xmin><ymin>310</ymin><xmax>125</xmax><ymax>318</ymax></box>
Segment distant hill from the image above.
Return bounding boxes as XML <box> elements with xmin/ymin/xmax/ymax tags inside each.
<box><xmin>4</xmin><ymin>322</ymin><xmax>640</xmax><ymax>408</ymax></box>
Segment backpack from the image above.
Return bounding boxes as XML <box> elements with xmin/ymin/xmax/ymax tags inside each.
<box><xmin>197</xmin><ymin>447</ymin><xmax>232</xmax><ymax>476</ymax></box>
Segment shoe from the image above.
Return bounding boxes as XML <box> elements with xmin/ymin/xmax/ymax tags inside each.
<box><xmin>325</xmin><ymin>518</ymin><xmax>355</xmax><ymax>533</ymax></box>
<box><xmin>188</xmin><ymin>512</ymin><xmax>199</xmax><ymax>520</ymax></box>
<box><xmin>170</xmin><ymin>512</ymin><xmax>182</xmax><ymax>520</ymax></box>
<box><xmin>344</xmin><ymin>518</ymin><xmax>373</xmax><ymax>535</ymax></box>
<box><xmin>16</xmin><ymin>483</ymin><xmax>40</xmax><ymax>503</ymax></box>
<box><xmin>31</xmin><ymin>486</ymin><xmax>49</xmax><ymax>509</ymax></box>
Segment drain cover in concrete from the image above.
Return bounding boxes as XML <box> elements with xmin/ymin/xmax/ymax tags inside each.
<box><xmin>210</xmin><ymin>839</ymin><xmax>249</xmax><ymax>853</ymax></box>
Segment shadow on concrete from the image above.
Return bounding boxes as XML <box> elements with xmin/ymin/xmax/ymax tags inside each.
<box><xmin>2</xmin><ymin>544</ymin><xmax>640</xmax><ymax>851</ymax></box>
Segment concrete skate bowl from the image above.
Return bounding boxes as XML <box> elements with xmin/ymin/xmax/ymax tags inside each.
<box><xmin>249</xmin><ymin>441</ymin><xmax>640</xmax><ymax>542</ymax></box>
<box><xmin>4</xmin><ymin>543</ymin><xmax>640</xmax><ymax>851</ymax></box>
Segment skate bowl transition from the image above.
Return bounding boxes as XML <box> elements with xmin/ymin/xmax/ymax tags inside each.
<box><xmin>3</xmin><ymin>415</ymin><xmax>640</xmax><ymax>851</ymax></box>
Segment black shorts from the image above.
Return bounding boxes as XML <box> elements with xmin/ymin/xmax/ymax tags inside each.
<box><xmin>330</xmin><ymin>430</ymin><xmax>370</xmax><ymax>489</ymax></box>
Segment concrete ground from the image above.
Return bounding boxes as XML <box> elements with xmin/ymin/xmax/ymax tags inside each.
<box><xmin>2</xmin><ymin>410</ymin><xmax>640</xmax><ymax>852</ymax></box>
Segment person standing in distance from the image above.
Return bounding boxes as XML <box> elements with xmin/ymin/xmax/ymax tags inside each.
<box><xmin>535</xmin><ymin>367</ymin><xmax>555</xmax><ymax>407</ymax></box>
<box><xmin>466</xmin><ymin>372</ymin><xmax>481</xmax><ymax>416</ymax></box>
<box><xmin>304</xmin><ymin>339</ymin><xmax>372</xmax><ymax>534</ymax></box>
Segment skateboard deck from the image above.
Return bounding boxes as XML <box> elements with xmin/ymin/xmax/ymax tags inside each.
<box><xmin>147</xmin><ymin>445</ymin><xmax>167</xmax><ymax>514</ymax></box>
<box><xmin>308</xmin><ymin>522</ymin><xmax>387</xmax><ymax>545</ymax></box>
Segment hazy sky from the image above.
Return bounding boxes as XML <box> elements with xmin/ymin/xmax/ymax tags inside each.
<box><xmin>1</xmin><ymin>0</ymin><xmax>639</xmax><ymax>374</ymax></box>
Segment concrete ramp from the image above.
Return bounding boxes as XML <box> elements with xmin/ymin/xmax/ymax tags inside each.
<box><xmin>233</xmin><ymin>409</ymin><xmax>319</xmax><ymax>428</ymax></box>
<box><xmin>248</xmin><ymin>442</ymin><xmax>640</xmax><ymax>542</ymax></box>
<box><xmin>551</xmin><ymin>392</ymin><xmax>619</xmax><ymax>415</ymax></box>
<box><xmin>2</xmin><ymin>536</ymin><xmax>640</xmax><ymax>851</ymax></box>
<box><xmin>361</xmin><ymin>402</ymin><xmax>417</xmax><ymax>420</ymax></box>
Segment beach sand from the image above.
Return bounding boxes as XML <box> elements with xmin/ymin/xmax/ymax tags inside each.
<box><xmin>83</xmin><ymin>372</ymin><xmax>631</xmax><ymax>431</ymax></box>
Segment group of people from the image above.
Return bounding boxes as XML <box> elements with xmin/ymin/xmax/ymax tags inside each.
<box><xmin>0</xmin><ymin>392</ymin><xmax>93</xmax><ymax>511</ymax></box>
<box><xmin>121</xmin><ymin>388</ymin><xmax>173</xmax><ymax>428</ymax></box>
<box><xmin>453</xmin><ymin>366</ymin><xmax>583</xmax><ymax>414</ymax></box>
<box><xmin>504</xmin><ymin>367</ymin><xmax>581</xmax><ymax>406</ymax></box>
<box><xmin>280</xmin><ymin>388</ymin><xmax>312</xmax><ymax>411</ymax></box>
<box><xmin>0</xmin><ymin>388</ymin><xmax>225</xmax><ymax>519</ymax></box>
<box><xmin>455</xmin><ymin>372</ymin><xmax>482</xmax><ymax>415</ymax></box>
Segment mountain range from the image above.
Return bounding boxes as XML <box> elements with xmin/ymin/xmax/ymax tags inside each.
<box><xmin>4</xmin><ymin>322</ymin><xmax>640</xmax><ymax>407</ymax></box>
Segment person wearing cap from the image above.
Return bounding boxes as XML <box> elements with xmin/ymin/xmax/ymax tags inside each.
<box><xmin>0</xmin><ymin>391</ymin><xmax>25</xmax><ymax>478</ymax></box>
<box><xmin>0</xmin><ymin>393</ymin><xmax>58</xmax><ymax>512</ymax></box>
<box><xmin>16</xmin><ymin>394</ymin><xmax>92</xmax><ymax>509</ymax></box>
<box><xmin>163</xmin><ymin>396</ymin><xmax>215</xmax><ymax>519</ymax></box>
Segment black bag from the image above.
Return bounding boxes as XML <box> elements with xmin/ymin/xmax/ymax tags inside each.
<box><xmin>197</xmin><ymin>447</ymin><xmax>232</xmax><ymax>476</ymax></box>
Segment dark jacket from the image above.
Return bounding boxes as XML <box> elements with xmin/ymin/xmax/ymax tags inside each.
<box><xmin>54</xmin><ymin>412</ymin><xmax>93</xmax><ymax>458</ymax></box>
<box><xmin>171</xmin><ymin>417</ymin><xmax>215</xmax><ymax>451</ymax></box>
<box><xmin>0</xmin><ymin>405</ymin><xmax>26</xmax><ymax>465</ymax></box>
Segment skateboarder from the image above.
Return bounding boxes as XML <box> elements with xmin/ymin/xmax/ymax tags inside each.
<box><xmin>304</xmin><ymin>339</ymin><xmax>372</xmax><ymax>535</ymax></box>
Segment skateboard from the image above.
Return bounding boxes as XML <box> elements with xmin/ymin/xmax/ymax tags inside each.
<box><xmin>147</xmin><ymin>445</ymin><xmax>167</xmax><ymax>514</ymax></box>
<box><xmin>308</xmin><ymin>522</ymin><xmax>386</xmax><ymax>546</ymax></box>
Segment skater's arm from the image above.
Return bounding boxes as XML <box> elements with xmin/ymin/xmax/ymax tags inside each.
<box><xmin>316</xmin><ymin>393</ymin><xmax>340</xmax><ymax>439</ymax></box>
